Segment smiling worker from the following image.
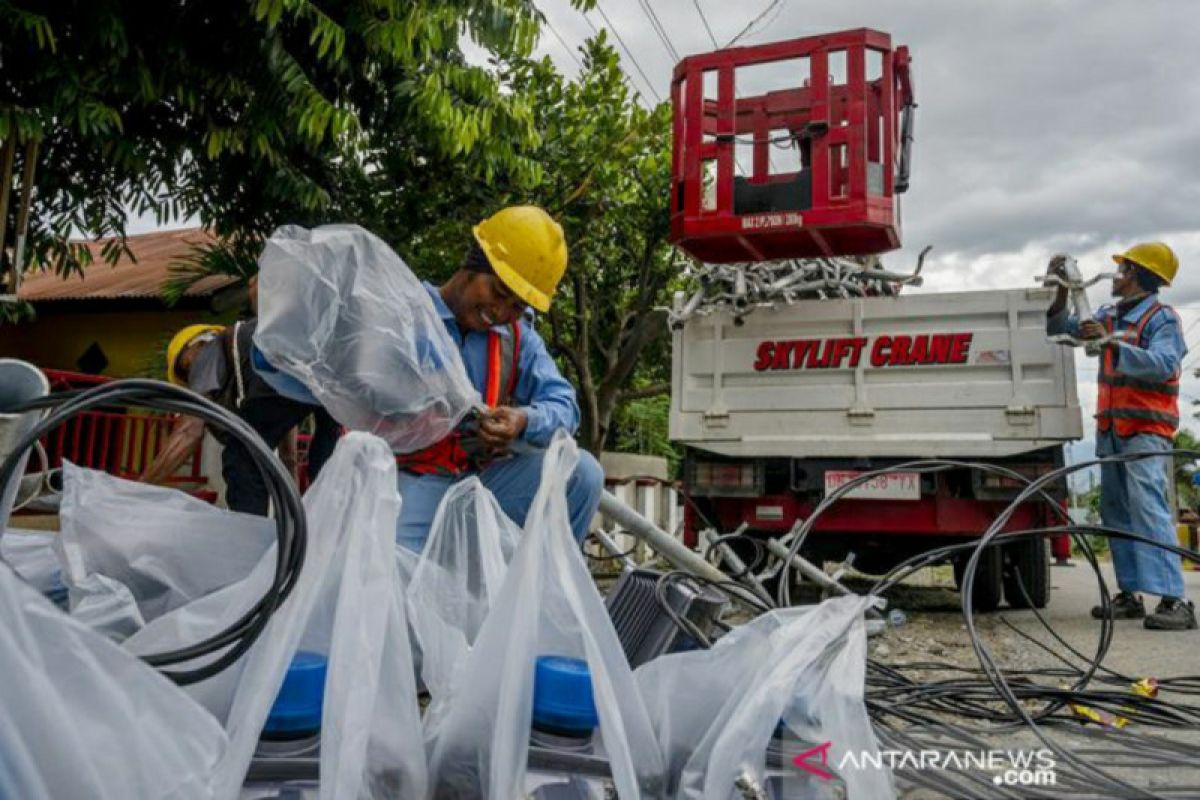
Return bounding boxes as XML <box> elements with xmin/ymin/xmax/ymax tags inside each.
<box><xmin>391</xmin><ymin>206</ymin><xmax>603</xmax><ymax>550</ymax></box>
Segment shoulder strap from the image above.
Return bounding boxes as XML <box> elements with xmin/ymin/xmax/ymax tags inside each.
<box><xmin>483</xmin><ymin>321</ymin><xmax>524</xmax><ymax>408</ymax></box>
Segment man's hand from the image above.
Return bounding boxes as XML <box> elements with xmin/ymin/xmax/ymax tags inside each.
<box><xmin>478</xmin><ymin>406</ymin><xmax>528</xmax><ymax>450</ymax></box>
<box><xmin>1079</xmin><ymin>320</ymin><xmax>1106</xmax><ymax>340</ymax></box>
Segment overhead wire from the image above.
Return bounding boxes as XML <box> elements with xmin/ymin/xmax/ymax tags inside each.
<box><xmin>633</xmin><ymin>0</ymin><xmax>680</xmax><ymax>62</ymax></box>
<box><xmin>691</xmin><ymin>0</ymin><xmax>720</xmax><ymax>49</ymax></box>
<box><xmin>589</xmin><ymin>2</ymin><xmax>663</xmax><ymax>104</ymax></box>
<box><xmin>539</xmin><ymin>5</ymin><xmax>583</xmax><ymax>70</ymax></box>
<box><xmin>725</xmin><ymin>0</ymin><xmax>785</xmax><ymax>48</ymax></box>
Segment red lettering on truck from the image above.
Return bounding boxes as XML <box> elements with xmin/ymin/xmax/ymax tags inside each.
<box><xmin>753</xmin><ymin>341</ymin><xmax>774</xmax><ymax>371</ymax></box>
<box><xmin>757</xmin><ymin>333</ymin><xmax>972</xmax><ymax>370</ymax></box>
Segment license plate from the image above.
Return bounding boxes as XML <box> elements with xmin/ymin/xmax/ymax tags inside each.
<box><xmin>823</xmin><ymin>470</ymin><xmax>920</xmax><ymax>501</ymax></box>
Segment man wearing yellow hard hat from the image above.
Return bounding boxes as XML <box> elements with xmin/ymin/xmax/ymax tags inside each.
<box><xmin>141</xmin><ymin>310</ymin><xmax>340</xmax><ymax>514</ymax></box>
<box><xmin>1047</xmin><ymin>241</ymin><xmax>1194</xmax><ymax>631</ymax></box>
<box><xmin>387</xmin><ymin>205</ymin><xmax>602</xmax><ymax>552</ymax></box>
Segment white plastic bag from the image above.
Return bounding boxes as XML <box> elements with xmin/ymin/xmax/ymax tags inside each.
<box><xmin>56</xmin><ymin>461</ymin><xmax>274</xmax><ymax>622</ymax></box>
<box><xmin>68</xmin><ymin>571</ymin><xmax>146</xmax><ymax>641</ymax></box>
<box><xmin>125</xmin><ymin>432</ymin><xmax>426</xmax><ymax>800</ymax></box>
<box><xmin>253</xmin><ymin>224</ymin><xmax>480</xmax><ymax>454</ymax></box>
<box><xmin>425</xmin><ymin>433</ymin><xmax>665</xmax><ymax>799</ymax></box>
<box><xmin>635</xmin><ymin>595</ymin><xmax>893</xmax><ymax>799</ymax></box>
<box><xmin>0</xmin><ymin>528</ymin><xmax>63</xmax><ymax>596</ymax></box>
<box><xmin>406</xmin><ymin>477</ymin><xmax>520</xmax><ymax>706</ymax></box>
<box><xmin>0</xmin><ymin>559</ymin><xmax>227</xmax><ymax>800</ymax></box>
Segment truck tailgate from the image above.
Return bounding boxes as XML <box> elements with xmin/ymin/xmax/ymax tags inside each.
<box><xmin>670</xmin><ymin>287</ymin><xmax>1083</xmax><ymax>458</ymax></box>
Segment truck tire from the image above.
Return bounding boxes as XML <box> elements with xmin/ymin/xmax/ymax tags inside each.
<box><xmin>1002</xmin><ymin>536</ymin><xmax>1050</xmax><ymax>609</ymax></box>
<box><xmin>953</xmin><ymin>546</ymin><xmax>1004</xmax><ymax>613</ymax></box>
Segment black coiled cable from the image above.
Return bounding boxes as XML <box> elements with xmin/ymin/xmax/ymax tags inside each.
<box><xmin>0</xmin><ymin>379</ymin><xmax>306</xmax><ymax>685</ymax></box>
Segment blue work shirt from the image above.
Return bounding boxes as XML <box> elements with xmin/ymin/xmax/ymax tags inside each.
<box><xmin>1047</xmin><ymin>293</ymin><xmax>1186</xmax><ymax>382</ymax></box>
<box><xmin>421</xmin><ymin>282</ymin><xmax>579</xmax><ymax>446</ymax></box>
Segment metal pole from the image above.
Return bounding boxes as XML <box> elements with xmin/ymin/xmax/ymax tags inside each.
<box><xmin>762</xmin><ymin>537</ymin><xmax>853</xmax><ymax>597</ymax></box>
<box><xmin>598</xmin><ymin>490</ymin><xmax>732</xmax><ymax>585</ymax></box>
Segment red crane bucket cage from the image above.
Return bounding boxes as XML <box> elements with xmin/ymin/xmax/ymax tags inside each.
<box><xmin>669</xmin><ymin>28</ymin><xmax>915</xmax><ymax>263</ymax></box>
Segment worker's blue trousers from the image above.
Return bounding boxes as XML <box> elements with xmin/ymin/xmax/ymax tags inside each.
<box><xmin>395</xmin><ymin>449</ymin><xmax>604</xmax><ymax>554</ymax></box>
<box><xmin>1097</xmin><ymin>430</ymin><xmax>1185</xmax><ymax>598</ymax></box>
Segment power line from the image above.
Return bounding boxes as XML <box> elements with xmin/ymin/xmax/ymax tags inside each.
<box><xmin>589</xmin><ymin>2</ymin><xmax>662</xmax><ymax>104</ymax></box>
<box><xmin>634</xmin><ymin>0</ymin><xmax>680</xmax><ymax>62</ymax></box>
<box><xmin>540</xmin><ymin>6</ymin><xmax>583</xmax><ymax>70</ymax></box>
<box><xmin>726</xmin><ymin>0</ymin><xmax>785</xmax><ymax>48</ymax></box>
<box><xmin>692</xmin><ymin>0</ymin><xmax>720</xmax><ymax>49</ymax></box>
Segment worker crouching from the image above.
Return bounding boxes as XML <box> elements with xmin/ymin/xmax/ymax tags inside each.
<box><xmin>391</xmin><ymin>206</ymin><xmax>603</xmax><ymax>550</ymax></box>
<box><xmin>1047</xmin><ymin>242</ymin><xmax>1196</xmax><ymax>631</ymax></box>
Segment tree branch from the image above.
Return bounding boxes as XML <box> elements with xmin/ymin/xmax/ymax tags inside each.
<box><xmin>618</xmin><ymin>382</ymin><xmax>670</xmax><ymax>402</ymax></box>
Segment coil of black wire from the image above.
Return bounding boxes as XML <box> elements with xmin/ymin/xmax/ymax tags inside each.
<box><xmin>0</xmin><ymin>378</ymin><xmax>306</xmax><ymax>686</ymax></box>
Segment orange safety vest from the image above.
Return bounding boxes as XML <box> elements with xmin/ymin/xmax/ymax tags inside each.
<box><xmin>396</xmin><ymin>321</ymin><xmax>523</xmax><ymax>476</ymax></box>
<box><xmin>1096</xmin><ymin>301</ymin><xmax>1180</xmax><ymax>439</ymax></box>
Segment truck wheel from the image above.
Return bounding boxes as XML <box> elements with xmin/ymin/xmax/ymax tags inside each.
<box><xmin>1003</xmin><ymin>536</ymin><xmax>1050</xmax><ymax>609</ymax></box>
<box><xmin>953</xmin><ymin>546</ymin><xmax>1004</xmax><ymax>613</ymax></box>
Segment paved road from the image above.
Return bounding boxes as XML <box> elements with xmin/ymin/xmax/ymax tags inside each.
<box><xmin>868</xmin><ymin>558</ymin><xmax>1200</xmax><ymax>679</ymax></box>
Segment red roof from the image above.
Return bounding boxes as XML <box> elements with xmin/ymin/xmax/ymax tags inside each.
<box><xmin>17</xmin><ymin>228</ymin><xmax>240</xmax><ymax>302</ymax></box>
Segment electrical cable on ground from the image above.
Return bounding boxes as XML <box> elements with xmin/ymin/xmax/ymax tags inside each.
<box><xmin>645</xmin><ymin>448</ymin><xmax>1200</xmax><ymax>798</ymax></box>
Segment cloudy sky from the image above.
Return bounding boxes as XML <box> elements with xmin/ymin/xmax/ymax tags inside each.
<box><xmin>530</xmin><ymin>0</ymin><xmax>1200</xmax><ymax>467</ymax></box>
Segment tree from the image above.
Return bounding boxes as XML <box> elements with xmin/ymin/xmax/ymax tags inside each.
<box><xmin>174</xmin><ymin>36</ymin><xmax>682</xmax><ymax>454</ymax></box>
<box><xmin>1</xmin><ymin>0</ymin><xmax>593</xmax><ymax>285</ymax></box>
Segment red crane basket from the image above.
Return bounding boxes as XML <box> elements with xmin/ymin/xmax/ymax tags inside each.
<box><xmin>670</xmin><ymin>28</ymin><xmax>915</xmax><ymax>263</ymax></box>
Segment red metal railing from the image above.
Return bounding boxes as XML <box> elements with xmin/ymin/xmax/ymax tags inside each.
<box><xmin>33</xmin><ymin>369</ymin><xmax>204</xmax><ymax>486</ymax></box>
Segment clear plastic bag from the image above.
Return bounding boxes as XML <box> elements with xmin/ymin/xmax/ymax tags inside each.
<box><xmin>634</xmin><ymin>595</ymin><xmax>893</xmax><ymax>799</ymax></box>
<box><xmin>425</xmin><ymin>433</ymin><xmax>665</xmax><ymax>799</ymax></box>
<box><xmin>124</xmin><ymin>432</ymin><xmax>426</xmax><ymax>799</ymax></box>
<box><xmin>253</xmin><ymin>224</ymin><xmax>480</xmax><ymax>454</ymax></box>
<box><xmin>56</xmin><ymin>461</ymin><xmax>274</xmax><ymax>623</ymax></box>
<box><xmin>0</xmin><ymin>528</ymin><xmax>63</xmax><ymax>596</ymax></box>
<box><xmin>406</xmin><ymin>477</ymin><xmax>520</xmax><ymax>708</ymax></box>
<box><xmin>0</xmin><ymin>559</ymin><xmax>227</xmax><ymax>800</ymax></box>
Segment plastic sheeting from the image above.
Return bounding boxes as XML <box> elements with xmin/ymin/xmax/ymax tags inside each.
<box><xmin>0</xmin><ymin>559</ymin><xmax>227</xmax><ymax>800</ymax></box>
<box><xmin>425</xmin><ymin>432</ymin><xmax>666</xmax><ymax>799</ymax></box>
<box><xmin>253</xmin><ymin>224</ymin><xmax>480</xmax><ymax>454</ymax></box>
<box><xmin>56</xmin><ymin>461</ymin><xmax>274</xmax><ymax>624</ymax></box>
<box><xmin>635</xmin><ymin>595</ymin><xmax>894</xmax><ymax>799</ymax></box>
<box><xmin>406</xmin><ymin>478</ymin><xmax>520</xmax><ymax>721</ymax></box>
<box><xmin>0</xmin><ymin>528</ymin><xmax>63</xmax><ymax>596</ymax></box>
<box><xmin>124</xmin><ymin>432</ymin><xmax>426</xmax><ymax>800</ymax></box>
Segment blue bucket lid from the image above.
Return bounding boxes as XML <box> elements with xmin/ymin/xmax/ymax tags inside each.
<box><xmin>532</xmin><ymin>655</ymin><xmax>599</xmax><ymax>735</ymax></box>
<box><xmin>264</xmin><ymin>651</ymin><xmax>328</xmax><ymax>736</ymax></box>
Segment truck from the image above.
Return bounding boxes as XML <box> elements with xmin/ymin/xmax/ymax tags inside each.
<box><xmin>670</xmin><ymin>287</ymin><xmax>1083</xmax><ymax>610</ymax></box>
<box><xmin>664</xmin><ymin>28</ymin><xmax>1084</xmax><ymax>609</ymax></box>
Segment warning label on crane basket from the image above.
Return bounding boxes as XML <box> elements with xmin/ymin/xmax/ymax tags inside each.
<box><xmin>741</xmin><ymin>212</ymin><xmax>803</xmax><ymax>230</ymax></box>
<box><xmin>753</xmin><ymin>332</ymin><xmax>974</xmax><ymax>371</ymax></box>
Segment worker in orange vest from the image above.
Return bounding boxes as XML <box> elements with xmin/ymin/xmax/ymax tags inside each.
<box><xmin>1047</xmin><ymin>242</ymin><xmax>1194</xmax><ymax>630</ymax></box>
<box><xmin>252</xmin><ymin>206</ymin><xmax>603</xmax><ymax>551</ymax></box>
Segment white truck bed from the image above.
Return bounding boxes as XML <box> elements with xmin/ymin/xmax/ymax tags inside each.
<box><xmin>670</xmin><ymin>287</ymin><xmax>1084</xmax><ymax>459</ymax></box>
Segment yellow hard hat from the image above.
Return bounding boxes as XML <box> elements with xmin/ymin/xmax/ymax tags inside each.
<box><xmin>472</xmin><ymin>205</ymin><xmax>568</xmax><ymax>313</ymax></box>
<box><xmin>1112</xmin><ymin>241</ymin><xmax>1178</xmax><ymax>286</ymax></box>
<box><xmin>166</xmin><ymin>324</ymin><xmax>224</xmax><ymax>385</ymax></box>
